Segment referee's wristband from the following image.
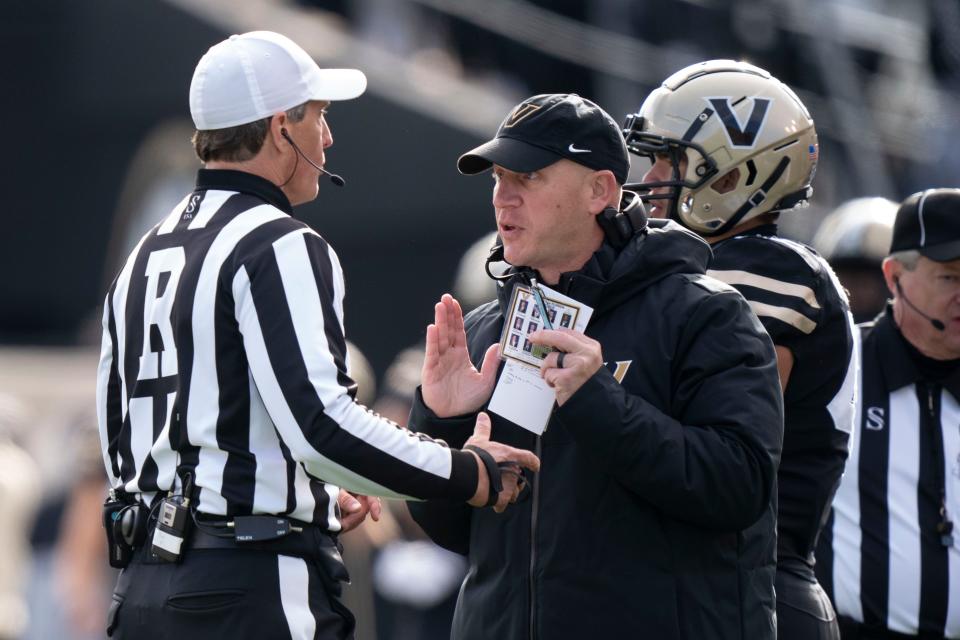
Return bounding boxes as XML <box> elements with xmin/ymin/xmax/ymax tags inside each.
<box><xmin>464</xmin><ymin>445</ymin><xmax>503</xmax><ymax>507</ymax></box>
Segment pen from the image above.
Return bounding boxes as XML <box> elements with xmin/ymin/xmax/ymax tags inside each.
<box><xmin>529</xmin><ymin>279</ymin><xmax>554</xmax><ymax>330</ymax></box>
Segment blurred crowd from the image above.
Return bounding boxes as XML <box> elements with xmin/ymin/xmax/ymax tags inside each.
<box><xmin>299</xmin><ymin>0</ymin><xmax>960</xmax><ymax>201</ymax></box>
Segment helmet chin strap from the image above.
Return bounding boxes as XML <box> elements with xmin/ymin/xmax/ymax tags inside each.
<box><xmin>696</xmin><ymin>156</ymin><xmax>792</xmax><ymax>238</ymax></box>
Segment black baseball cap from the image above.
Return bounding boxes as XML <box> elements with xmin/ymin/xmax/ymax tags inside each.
<box><xmin>458</xmin><ymin>93</ymin><xmax>630</xmax><ymax>184</ymax></box>
<box><xmin>890</xmin><ymin>188</ymin><xmax>960</xmax><ymax>262</ymax></box>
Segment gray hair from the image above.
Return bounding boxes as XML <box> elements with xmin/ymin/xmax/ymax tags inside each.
<box><xmin>889</xmin><ymin>249</ymin><xmax>921</xmax><ymax>271</ymax></box>
<box><xmin>192</xmin><ymin>102</ymin><xmax>308</xmax><ymax>163</ymax></box>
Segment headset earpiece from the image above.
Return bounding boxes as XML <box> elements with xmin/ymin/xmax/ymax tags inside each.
<box><xmin>597</xmin><ymin>206</ymin><xmax>629</xmax><ymax>249</ymax></box>
<box><xmin>894</xmin><ymin>275</ymin><xmax>946</xmax><ymax>331</ymax></box>
<box><xmin>597</xmin><ymin>198</ymin><xmax>647</xmax><ymax>249</ymax></box>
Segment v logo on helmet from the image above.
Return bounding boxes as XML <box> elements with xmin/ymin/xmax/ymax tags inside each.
<box><xmin>707</xmin><ymin>97</ymin><xmax>771</xmax><ymax>148</ymax></box>
<box><xmin>505</xmin><ymin>103</ymin><xmax>541</xmax><ymax>128</ymax></box>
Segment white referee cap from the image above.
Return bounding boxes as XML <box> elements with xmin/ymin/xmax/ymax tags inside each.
<box><xmin>189</xmin><ymin>31</ymin><xmax>367</xmax><ymax>131</ymax></box>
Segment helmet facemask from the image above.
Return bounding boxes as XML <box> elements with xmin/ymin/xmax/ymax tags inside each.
<box><xmin>623</xmin><ymin>113</ymin><xmax>718</xmax><ymax>222</ymax></box>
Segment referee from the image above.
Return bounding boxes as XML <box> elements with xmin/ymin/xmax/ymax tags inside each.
<box><xmin>816</xmin><ymin>189</ymin><xmax>960</xmax><ymax>639</ymax></box>
<box><xmin>96</xmin><ymin>31</ymin><xmax>537</xmax><ymax>639</ymax></box>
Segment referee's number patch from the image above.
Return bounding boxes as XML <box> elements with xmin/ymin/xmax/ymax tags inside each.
<box><xmin>138</xmin><ymin>247</ymin><xmax>186</xmax><ymax>381</ymax></box>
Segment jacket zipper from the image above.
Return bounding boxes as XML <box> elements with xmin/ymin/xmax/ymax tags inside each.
<box><xmin>529</xmin><ymin>434</ymin><xmax>542</xmax><ymax>640</ymax></box>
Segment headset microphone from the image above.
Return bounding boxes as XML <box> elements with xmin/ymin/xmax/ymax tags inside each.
<box><xmin>895</xmin><ymin>278</ymin><xmax>946</xmax><ymax>331</ymax></box>
<box><xmin>280</xmin><ymin>128</ymin><xmax>345</xmax><ymax>187</ymax></box>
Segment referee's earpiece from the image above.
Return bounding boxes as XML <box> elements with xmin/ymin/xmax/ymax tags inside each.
<box><xmin>895</xmin><ymin>276</ymin><xmax>946</xmax><ymax>331</ymax></box>
<box><xmin>278</xmin><ymin>127</ymin><xmax>346</xmax><ymax>187</ymax></box>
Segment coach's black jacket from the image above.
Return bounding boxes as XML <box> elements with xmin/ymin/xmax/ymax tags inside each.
<box><xmin>408</xmin><ymin>219</ymin><xmax>784</xmax><ymax>640</ymax></box>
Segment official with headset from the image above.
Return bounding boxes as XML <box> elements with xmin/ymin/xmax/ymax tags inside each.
<box><xmin>97</xmin><ymin>31</ymin><xmax>538</xmax><ymax>640</ymax></box>
<box><xmin>405</xmin><ymin>93</ymin><xmax>784</xmax><ymax>639</ymax></box>
<box><xmin>817</xmin><ymin>188</ymin><xmax>960</xmax><ymax>640</ymax></box>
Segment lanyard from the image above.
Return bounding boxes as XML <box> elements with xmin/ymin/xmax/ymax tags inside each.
<box><xmin>924</xmin><ymin>382</ymin><xmax>954</xmax><ymax>548</ymax></box>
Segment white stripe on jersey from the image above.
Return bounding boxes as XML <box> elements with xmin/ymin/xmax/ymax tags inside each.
<box><xmin>942</xmin><ymin>392</ymin><xmax>960</xmax><ymax>637</ymax></box>
<box><xmin>111</xmin><ymin>231</ymin><xmax>153</xmax><ymax>423</ymax></box>
<box><xmin>150</xmin><ymin>392</ymin><xmax>179</xmax><ymax>491</ymax></box>
<box><xmin>272</xmin><ymin>230</ymin><xmax>455</xmax><ymax>481</ymax></box>
<box><xmin>278</xmin><ymin>555</ymin><xmax>316</xmax><ymax>640</ymax></box>
<box><xmin>231</xmin><ymin>265</ymin><xmax>317</xmax><ymax>522</ymax></box>
<box><xmin>188</xmin><ymin>191</ymin><xmax>233</xmax><ymax>230</ymax></box>
<box><xmin>290</xmin><ymin>461</ymin><xmax>321</xmax><ymax>527</ymax></box>
<box><xmin>188</xmin><ymin>204</ymin><xmax>288</xmax><ymax>515</ymax></box>
<box><xmin>127</xmin><ymin>397</ymin><xmax>156</xmax><ymax>492</ymax></box>
<box><xmin>96</xmin><ymin>300</ymin><xmax>118</xmax><ymax>483</ymax></box>
<box><xmin>707</xmin><ymin>268</ymin><xmax>821</xmax><ymax>309</ymax></box>
<box><xmin>832</xmin><ymin>379</ymin><xmax>864</xmax><ymax>621</ymax></box>
<box><xmin>747</xmin><ymin>300</ymin><xmax>817</xmax><ymax>334</ymax></box>
<box><xmin>327</xmin><ymin>244</ymin><xmax>347</xmax><ymax>334</ymax></box>
<box><xmin>124</xmin><ymin>392</ymin><xmax>178</xmax><ymax>494</ymax></box>
<box><xmin>246</xmin><ymin>372</ymin><xmax>298</xmax><ymax>516</ymax></box>
<box><xmin>887</xmin><ymin>386</ymin><xmax>922</xmax><ymax>634</ymax></box>
<box><xmin>827</xmin><ymin>310</ymin><xmax>859</xmax><ymax>437</ymax></box>
<box><xmin>157</xmin><ymin>194</ymin><xmax>191</xmax><ymax>235</ymax></box>
<box><xmin>233</xmin><ymin>263</ymin><xmax>404</xmax><ymax>501</ymax></box>
<box><xmin>324</xmin><ymin>483</ymin><xmax>341</xmax><ymax>532</ymax></box>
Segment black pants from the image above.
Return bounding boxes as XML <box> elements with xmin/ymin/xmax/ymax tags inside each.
<box><xmin>777</xmin><ymin>570</ymin><xmax>841</xmax><ymax>640</ymax></box>
<box><xmin>108</xmin><ymin>546</ymin><xmax>356</xmax><ymax>639</ymax></box>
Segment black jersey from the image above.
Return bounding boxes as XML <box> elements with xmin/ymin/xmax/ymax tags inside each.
<box><xmin>709</xmin><ymin>224</ymin><xmax>857</xmax><ymax>575</ymax></box>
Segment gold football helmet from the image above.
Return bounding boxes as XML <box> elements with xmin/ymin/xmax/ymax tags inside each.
<box><xmin>623</xmin><ymin>59</ymin><xmax>819</xmax><ymax>236</ymax></box>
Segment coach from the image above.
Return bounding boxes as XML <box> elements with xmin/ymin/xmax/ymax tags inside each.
<box><xmin>407</xmin><ymin>94</ymin><xmax>784</xmax><ymax>639</ymax></box>
<box><xmin>817</xmin><ymin>188</ymin><xmax>960</xmax><ymax>639</ymax></box>
<box><xmin>96</xmin><ymin>31</ymin><xmax>537</xmax><ymax>640</ymax></box>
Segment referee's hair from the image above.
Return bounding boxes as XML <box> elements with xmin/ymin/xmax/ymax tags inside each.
<box><xmin>192</xmin><ymin>101</ymin><xmax>308</xmax><ymax>163</ymax></box>
<box><xmin>888</xmin><ymin>249</ymin><xmax>921</xmax><ymax>271</ymax></box>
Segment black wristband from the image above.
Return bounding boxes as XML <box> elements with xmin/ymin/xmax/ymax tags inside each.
<box><xmin>464</xmin><ymin>445</ymin><xmax>503</xmax><ymax>507</ymax></box>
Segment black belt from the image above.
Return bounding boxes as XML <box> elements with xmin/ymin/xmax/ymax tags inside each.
<box><xmin>190</xmin><ymin>517</ymin><xmax>342</xmax><ymax>559</ymax></box>
<box><xmin>130</xmin><ymin>514</ymin><xmax>351</xmax><ymax>594</ymax></box>
<box><xmin>136</xmin><ymin>513</ymin><xmax>346</xmax><ymax>571</ymax></box>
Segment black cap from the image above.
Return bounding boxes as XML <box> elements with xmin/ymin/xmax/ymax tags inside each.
<box><xmin>890</xmin><ymin>188</ymin><xmax>960</xmax><ymax>262</ymax></box>
<box><xmin>458</xmin><ymin>93</ymin><xmax>630</xmax><ymax>184</ymax></box>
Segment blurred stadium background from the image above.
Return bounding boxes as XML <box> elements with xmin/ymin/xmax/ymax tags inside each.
<box><xmin>1</xmin><ymin>0</ymin><xmax>957</xmax><ymax>638</ymax></box>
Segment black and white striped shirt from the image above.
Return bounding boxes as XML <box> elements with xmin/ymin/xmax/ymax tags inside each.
<box><xmin>96</xmin><ymin>169</ymin><xmax>476</xmax><ymax>531</ymax></box>
<box><xmin>817</xmin><ymin>310</ymin><xmax>960</xmax><ymax>638</ymax></box>
<box><xmin>708</xmin><ymin>224</ymin><xmax>858</xmax><ymax>576</ymax></box>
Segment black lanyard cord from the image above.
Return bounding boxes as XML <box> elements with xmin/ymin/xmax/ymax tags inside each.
<box><xmin>923</xmin><ymin>382</ymin><xmax>954</xmax><ymax>548</ymax></box>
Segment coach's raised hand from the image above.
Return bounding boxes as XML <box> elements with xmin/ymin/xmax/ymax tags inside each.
<box><xmin>422</xmin><ymin>294</ymin><xmax>500</xmax><ymax>417</ymax></box>
<box><xmin>464</xmin><ymin>413</ymin><xmax>539</xmax><ymax>513</ymax></box>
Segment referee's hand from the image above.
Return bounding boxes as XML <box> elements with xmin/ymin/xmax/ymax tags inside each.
<box><xmin>338</xmin><ymin>490</ymin><xmax>382</xmax><ymax>533</ymax></box>
<box><xmin>465</xmin><ymin>412</ymin><xmax>540</xmax><ymax>512</ymax></box>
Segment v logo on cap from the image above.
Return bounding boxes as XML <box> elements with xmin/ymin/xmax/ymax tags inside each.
<box><xmin>567</xmin><ymin>144</ymin><xmax>591</xmax><ymax>154</ymax></box>
<box><xmin>505</xmin><ymin>103</ymin><xmax>541</xmax><ymax>128</ymax></box>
